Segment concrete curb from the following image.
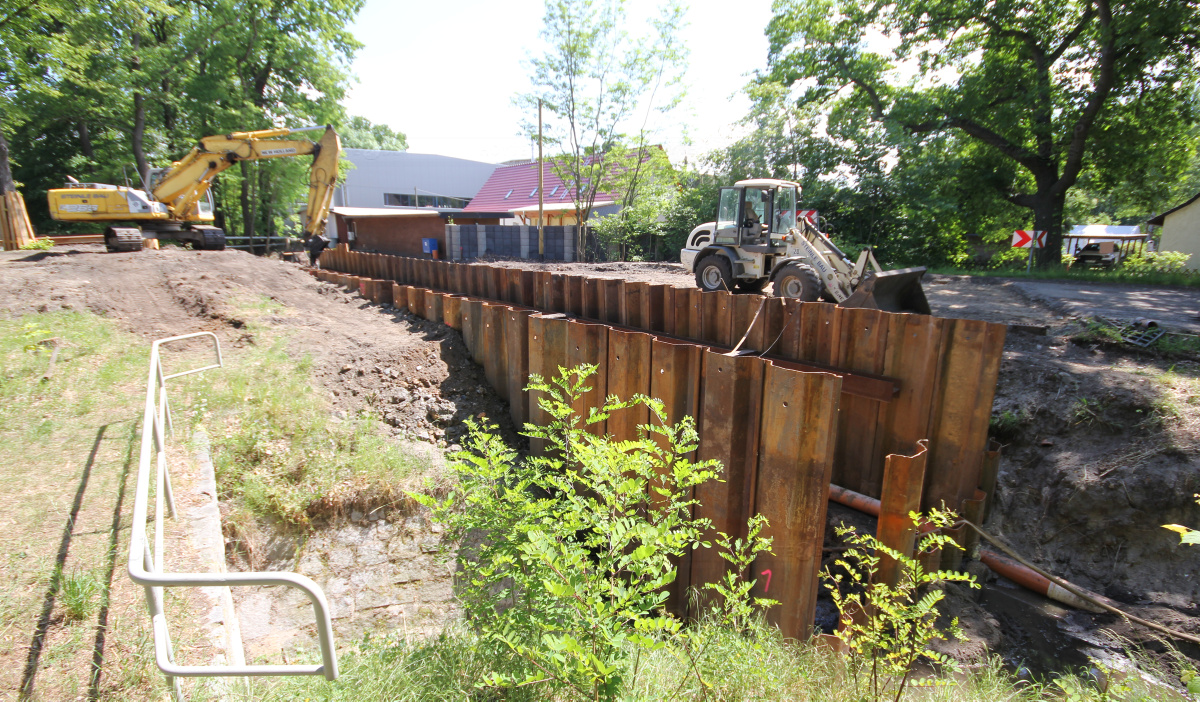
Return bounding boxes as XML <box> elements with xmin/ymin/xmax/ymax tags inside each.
<box><xmin>186</xmin><ymin>429</ymin><xmax>248</xmax><ymax>694</ymax></box>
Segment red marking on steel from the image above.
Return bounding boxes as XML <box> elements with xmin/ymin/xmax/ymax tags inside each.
<box><xmin>762</xmin><ymin>569</ymin><xmax>772</xmax><ymax>593</ymax></box>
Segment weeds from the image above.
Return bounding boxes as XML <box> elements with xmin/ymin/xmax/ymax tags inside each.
<box><xmin>59</xmin><ymin>568</ymin><xmax>101</xmax><ymax>622</ymax></box>
<box><xmin>19</xmin><ymin>237</ymin><xmax>55</xmax><ymax>251</ymax></box>
<box><xmin>989</xmin><ymin>409</ymin><xmax>1028</xmax><ymax>442</ymax></box>
<box><xmin>823</xmin><ymin>508</ymin><xmax>979</xmax><ymax>701</ymax></box>
<box><xmin>1072</xmin><ymin>397</ymin><xmax>1111</xmax><ymax>427</ymax></box>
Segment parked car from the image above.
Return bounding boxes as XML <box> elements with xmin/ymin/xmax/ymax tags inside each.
<box><xmin>1073</xmin><ymin>242</ymin><xmax>1122</xmax><ymax>269</ymax></box>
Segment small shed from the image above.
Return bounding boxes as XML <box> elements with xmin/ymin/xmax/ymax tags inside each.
<box><xmin>330</xmin><ymin>207</ymin><xmax>509</xmax><ymax>258</ymax></box>
<box><xmin>1148</xmin><ymin>193</ymin><xmax>1200</xmax><ymax>270</ymax></box>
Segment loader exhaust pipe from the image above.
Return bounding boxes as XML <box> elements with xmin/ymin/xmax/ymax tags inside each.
<box><xmin>842</xmin><ymin>266</ymin><xmax>931</xmax><ymax>315</ymax></box>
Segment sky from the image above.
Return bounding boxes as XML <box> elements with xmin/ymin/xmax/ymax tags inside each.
<box><xmin>341</xmin><ymin>0</ymin><xmax>776</xmax><ymax>166</ymax></box>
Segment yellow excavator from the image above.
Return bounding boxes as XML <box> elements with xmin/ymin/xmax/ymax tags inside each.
<box><xmin>48</xmin><ymin>125</ymin><xmax>340</xmax><ymax>252</ymax></box>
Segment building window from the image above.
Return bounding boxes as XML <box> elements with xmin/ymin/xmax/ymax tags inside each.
<box><xmin>384</xmin><ymin>193</ymin><xmax>470</xmax><ymax>208</ymax></box>
<box><xmin>549</xmin><ymin>185</ymin><xmax>559</xmax><ymax>195</ymax></box>
<box><xmin>529</xmin><ymin>187</ymin><xmax>538</xmax><ymax>197</ymax></box>
<box><xmin>505</xmin><ymin>189</ymin><xmax>513</xmax><ymax>199</ymax></box>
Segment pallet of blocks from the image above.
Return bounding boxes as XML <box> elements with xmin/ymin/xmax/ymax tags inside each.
<box><xmin>0</xmin><ymin>190</ymin><xmax>36</xmax><ymax>250</ymax></box>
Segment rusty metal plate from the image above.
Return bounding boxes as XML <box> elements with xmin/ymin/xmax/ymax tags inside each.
<box><xmin>875</xmin><ymin>440</ymin><xmax>928</xmax><ymax>588</ymax></box>
<box><xmin>691</xmin><ymin>350</ymin><xmax>766</xmax><ymax>609</ymax></box>
<box><xmin>605</xmin><ymin>328</ymin><xmax>651</xmax><ymax>443</ymax></box>
<box><xmin>506</xmin><ymin>268</ymin><xmax>523</xmax><ymax>306</ymax></box>
<box><xmin>423</xmin><ymin>290</ymin><xmax>443</xmax><ymax>323</ymax></box>
<box><xmin>832</xmin><ymin>307</ymin><xmax>891</xmax><ymax>496</ymax></box>
<box><xmin>647</xmin><ymin>284</ymin><xmax>669</xmax><ymax>334</ymax></box>
<box><xmin>600</xmin><ymin>279</ymin><xmax>622</xmax><ymax>325</ymax></box>
<box><xmin>566</xmin><ymin>319</ymin><xmax>609</xmax><ymax>436</ymax></box>
<box><xmin>521</xmin><ymin>270</ymin><xmax>538</xmax><ymax>308</ymax></box>
<box><xmin>581</xmin><ymin>277</ymin><xmax>601</xmax><ymax>321</ymax></box>
<box><xmin>622</xmin><ymin>281</ymin><xmax>648</xmax><ymax>330</ymax></box>
<box><xmin>442</xmin><ymin>295</ymin><xmax>463</xmax><ymax>330</ymax></box>
<box><xmin>698</xmin><ymin>291</ymin><xmax>733</xmax><ymax>347</ymax></box>
<box><xmin>406</xmin><ymin>286</ymin><xmax>425</xmax><ymax>318</ymax></box>
<box><xmin>751</xmin><ymin>362</ymin><xmax>842</xmax><ymax>640</ymax></box>
<box><xmin>729</xmin><ymin>294</ymin><xmax>767</xmax><ymax>352</ymax></box>
<box><xmin>504</xmin><ymin>309</ymin><xmax>535</xmax><ymax>427</ymax></box>
<box><xmin>648</xmin><ymin>336</ymin><xmax>705</xmax><ymax>614</ymax></box>
<box><xmin>527</xmin><ymin>314</ymin><xmax>569</xmax><ymax>455</ymax></box>
<box><xmin>565</xmin><ymin>275</ymin><xmax>585</xmax><ymax>316</ymax></box>
<box><xmin>481</xmin><ymin>302</ymin><xmax>510</xmax><ymax>400</ymax></box>
<box><xmin>924</xmin><ymin>318</ymin><xmax>998</xmax><ymax>512</ymax></box>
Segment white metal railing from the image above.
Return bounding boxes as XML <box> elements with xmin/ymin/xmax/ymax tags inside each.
<box><xmin>128</xmin><ymin>332</ymin><xmax>338</xmax><ymax>700</ymax></box>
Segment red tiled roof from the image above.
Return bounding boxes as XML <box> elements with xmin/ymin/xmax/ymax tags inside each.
<box><xmin>464</xmin><ymin>160</ymin><xmax>618</xmax><ymax>213</ymax></box>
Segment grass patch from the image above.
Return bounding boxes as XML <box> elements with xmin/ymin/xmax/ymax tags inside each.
<box><xmin>0</xmin><ymin>311</ymin><xmax>164</xmax><ymax>698</ymax></box>
<box><xmin>59</xmin><ymin>568</ymin><xmax>102</xmax><ymax>623</ymax></box>
<box><xmin>178</xmin><ymin>301</ymin><xmax>437</xmax><ymax>530</ymax></box>
<box><xmin>243</xmin><ymin>618</ymin><xmax>1180</xmax><ymax>701</ymax></box>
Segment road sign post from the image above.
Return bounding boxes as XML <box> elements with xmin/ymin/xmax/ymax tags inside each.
<box><xmin>1012</xmin><ymin>230</ymin><xmax>1046</xmax><ymax>272</ymax></box>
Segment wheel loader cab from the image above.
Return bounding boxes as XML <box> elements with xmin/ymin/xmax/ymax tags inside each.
<box><xmin>714</xmin><ymin>185</ymin><xmax>782</xmax><ymax>246</ymax></box>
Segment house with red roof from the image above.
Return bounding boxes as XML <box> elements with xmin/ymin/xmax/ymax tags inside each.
<box><xmin>463</xmin><ymin>159</ymin><xmax>624</xmax><ymax>226</ymax></box>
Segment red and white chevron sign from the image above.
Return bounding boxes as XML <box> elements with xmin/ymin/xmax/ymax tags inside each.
<box><xmin>1012</xmin><ymin>230</ymin><xmax>1046</xmax><ymax>248</ymax></box>
<box><xmin>798</xmin><ymin>210</ymin><xmax>818</xmax><ymax>224</ymax></box>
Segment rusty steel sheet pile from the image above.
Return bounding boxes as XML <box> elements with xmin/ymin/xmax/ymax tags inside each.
<box><xmin>312</xmin><ymin>249</ymin><xmax>1008</xmax><ymax>637</ymax></box>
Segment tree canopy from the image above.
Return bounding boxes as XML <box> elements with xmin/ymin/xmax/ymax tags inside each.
<box><xmin>2</xmin><ymin>0</ymin><xmax>364</xmax><ymax>241</ymax></box>
<box><xmin>763</xmin><ymin>0</ymin><xmax>1200</xmax><ymax>265</ymax></box>
<box><xmin>522</xmin><ymin>0</ymin><xmax>687</xmax><ymax>258</ymax></box>
<box><xmin>340</xmin><ymin>115</ymin><xmax>408</xmax><ymax>151</ymax></box>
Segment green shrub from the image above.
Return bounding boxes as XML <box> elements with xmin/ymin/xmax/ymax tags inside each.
<box><xmin>19</xmin><ymin>237</ymin><xmax>54</xmax><ymax>251</ymax></box>
<box><xmin>823</xmin><ymin>508</ymin><xmax>978</xmax><ymax>701</ymax></box>
<box><xmin>1122</xmin><ymin>250</ymin><xmax>1192</xmax><ymax>275</ymax></box>
<box><xmin>413</xmin><ymin>365</ymin><xmax>774</xmax><ymax>700</ymax></box>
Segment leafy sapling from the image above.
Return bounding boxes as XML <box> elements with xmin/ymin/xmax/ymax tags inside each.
<box><xmin>821</xmin><ymin>507</ymin><xmax>978</xmax><ymax>702</ymax></box>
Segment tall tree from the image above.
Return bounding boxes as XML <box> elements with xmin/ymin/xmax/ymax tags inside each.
<box><xmin>341</xmin><ymin>115</ymin><xmax>407</xmax><ymax>151</ymax></box>
<box><xmin>522</xmin><ymin>0</ymin><xmax>686</xmax><ymax>258</ymax></box>
<box><xmin>766</xmin><ymin>0</ymin><xmax>1200</xmax><ymax>265</ymax></box>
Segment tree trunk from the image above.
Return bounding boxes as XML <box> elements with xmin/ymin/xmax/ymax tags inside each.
<box><xmin>78</xmin><ymin>121</ymin><xmax>94</xmax><ymax>161</ymax></box>
<box><xmin>240</xmin><ymin>161</ymin><xmax>255</xmax><ymax>248</ymax></box>
<box><xmin>130</xmin><ymin>34</ymin><xmax>150</xmax><ymax>187</ymax></box>
<box><xmin>1032</xmin><ymin>191</ymin><xmax>1066</xmax><ymax>267</ymax></box>
<box><xmin>0</xmin><ymin>125</ymin><xmax>14</xmax><ymax>194</ymax></box>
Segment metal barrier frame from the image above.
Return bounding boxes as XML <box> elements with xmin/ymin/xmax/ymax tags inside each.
<box><xmin>128</xmin><ymin>332</ymin><xmax>338</xmax><ymax>699</ymax></box>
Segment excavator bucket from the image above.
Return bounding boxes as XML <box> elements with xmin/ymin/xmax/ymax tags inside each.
<box><xmin>842</xmin><ymin>266</ymin><xmax>931</xmax><ymax>315</ymax></box>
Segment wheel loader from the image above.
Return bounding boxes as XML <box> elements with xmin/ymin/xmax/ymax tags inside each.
<box><xmin>679</xmin><ymin>179</ymin><xmax>931</xmax><ymax>315</ymax></box>
<box><xmin>47</xmin><ymin>125</ymin><xmax>340</xmax><ymax>252</ymax></box>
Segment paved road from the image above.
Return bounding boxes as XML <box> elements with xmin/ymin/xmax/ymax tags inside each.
<box><xmin>1012</xmin><ymin>280</ymin><xmax>1200</xmax><ymax>333</ymax></box>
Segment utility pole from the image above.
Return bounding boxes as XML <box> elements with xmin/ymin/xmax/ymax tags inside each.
<box><xmin>538</xmin><ymin>98</ymin><xmax>544</xmax><ymax>260</ymax></box>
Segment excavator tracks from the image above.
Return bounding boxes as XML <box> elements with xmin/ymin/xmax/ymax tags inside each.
<box><xmin>104</xmin><ymin>227</ymin><xmax>144</xmax><ymax>252</ymax></box>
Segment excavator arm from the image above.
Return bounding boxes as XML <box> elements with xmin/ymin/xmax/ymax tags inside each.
<box><xmin>151</xmin><ymin>125</ymin><xmax>341</xmax><ymax>238</ymax></box>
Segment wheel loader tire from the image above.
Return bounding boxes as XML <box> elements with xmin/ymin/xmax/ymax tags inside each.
<box><xmin>736</xmin><ymin>278</ymin><xmax>768</xmax><ymax>294</ymax></box>
<box><xmin>695</xmin><ymin>255</ymin><xmax>733</xmax><ymax>292</ymax></box>
<box><xmin>774</xmin><ymin>263</ymin><xmax>822</xmax><ymax>301</ymax></box>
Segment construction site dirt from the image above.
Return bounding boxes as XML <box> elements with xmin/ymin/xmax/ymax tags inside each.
<box><xmin>2</xmin><ymin>244</ymin><xmax>1198</xmax><ymax>679</ymax></box>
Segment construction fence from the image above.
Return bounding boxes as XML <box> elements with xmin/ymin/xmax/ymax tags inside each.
<box><xmin>312</xmin><ymin>246</ymin><xmax>1007</xmax><ymax>640</ymax></box>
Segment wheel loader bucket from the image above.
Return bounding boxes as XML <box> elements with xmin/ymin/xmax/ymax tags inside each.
<box><xmin>842</xmin><ymin>266</ymin><xmax>931</xmax><ymax>315</ymax></box>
